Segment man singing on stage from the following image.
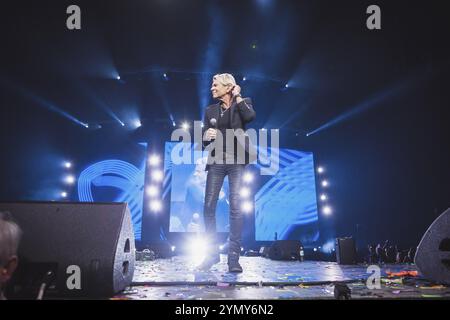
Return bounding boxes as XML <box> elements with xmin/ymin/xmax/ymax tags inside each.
<box><xmin>199</xmin><ymin>73</ymin><xmax>256</xmax><ymax>273</ymax></box>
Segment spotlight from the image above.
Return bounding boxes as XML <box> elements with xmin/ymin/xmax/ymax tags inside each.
<box><xmin>148</xmin><ymin>154</ymin><xmax>161</xmax><ymax>166</ymax></box>
<box><xmin>201</xmin><ymin>122</ymin><xmax>204</xmax><ymax>128</ymax></box>
<box><xmin>320</xmin><ymin>194</ymin><xmax>327</xmax><ymax>201</ymax></box>
<box><xmin>261</xmin><ymin>128</ymin><xmax>266</xmax><ymax>131</ymax></box>
<box><xmin>285</xmin><ymin>83</ymin><xmax>289</xmax><ymax>88</ymax></box>
<box><xmin>163</xmin><ymin>73</ymin><xmax>169</xmax><ymax>80</ymax></box>
<box><xmin>322</xmin><ymin>180</ymin><xmax>329</xmax><ymax>187</ymax></box>
<box><xmin>61</xmin><ymin>191</ymin><xmax>68</xmax><ymax>198</ymax></box>
<box><xmin>219</xmin><ymin>245</ymin><xmax>225</xmax><ymax>251</ymax></box>
<box><xmin>242</xmin><ymin>201</ymin><xmax>253</xmax><ymax>213</ymax></box>
<box><xmin>240</xmin><ymin>187</ymin><xmax>251</xmax><ymax>198</ymax></box>
<box><xmin>323</xmin><ymin>205</ymin><xmax>332</xmax><ymax>215</ymax></box>
<box><xmin>133</xmin><ymin>120</ymin><xmax>142</xmax><ymax>128</ymax></box>
<box><xmin>63</xmin><ymin>161</ymin><xmax>72</xmax><ymax>169</ymax></box>
<box><xmin>171</xmin><ymin>246</ymin><xmax>176</xmax><ymax>252</ymax></box>
<box><xmin>313</xmin><ymin>248</ymin><xmax>317</xmax><ymax>252</ymax></box>
<box><xmin>83</xmin><ymin>123</ymin><xmax>89</xmax><ymax>129</ymax></box>
<box><xmin>172</xmin><ymin>121</ymin><xmax>176</xmax><ymax>127</ymax></box>
<box><xmin>151</xmin><ymin>170</ymin><xmax>164</xmax><ymax>182</ymax></box>
<box><xmin>243</xmin><ymin>172</ymin><xmax>254</xmax><ymax>183</ymax></box>
<box><xmin>243</xmin><ymin>76</ymin><xmax>247</xmax><ymax>81</ymax></box>
<box><xmin>317</xmin><ymin>166</ymin><xmax>324</xmax><ymax>174</ymax></box>
<box><xmin>64</xmin><ymin>175</ymin><xmax>76</xmax><ymax>185</ymax></box>
<box><xmin>146</xmin><ymin>185</ymin><xmax>160</xmax><ymax>197</ymax></box>
<box><xmin>182</xmin><ymin>122</ymin><xmax>190</xmax><ymax>130</ymax></box>
<box><xmin>150</xmin><ymin>200</ymin><xmax>162</xmax><ymax>212</ymax></box>
<box><xmin>116</xmin><ymin>76</ymin><xmax>121</xmax><ymax>80</ymax></box>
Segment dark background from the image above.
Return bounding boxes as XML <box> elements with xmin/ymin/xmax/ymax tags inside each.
<box><xmin>0</xmin><ymin>0</ymin><xmax>449</xmax><ymax>249</ymax></box>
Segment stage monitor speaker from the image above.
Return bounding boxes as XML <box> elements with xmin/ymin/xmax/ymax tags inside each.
<box><xmin>415</xmin><ymin>208</ymin><xmax>450</xmax><ymax>285</ymax></box>
<box><xmin>336</xmin><ymin>237</ymin><xmax>357</xmax><ymax>265</ymax></box>
<box><xmin>268</xmin><ymin>240</ymin><xmax>302</xmax><ymax>260</ymax></box>
<box><xmin>0</xmin><ymin>201</ymin><xmax>135</xmax><ymax>298</ymax></box>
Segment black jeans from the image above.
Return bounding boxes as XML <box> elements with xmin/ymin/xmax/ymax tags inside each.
<box><xmin>203</xmin><ymin>164</ymin><xmax>245</xmax><ymax>262</ymax></box>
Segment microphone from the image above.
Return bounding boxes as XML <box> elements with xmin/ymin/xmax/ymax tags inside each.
<box><xmin>209</xmin><ymin>118</ymin><xmax>217</xmax><ymax>141</ymax></box>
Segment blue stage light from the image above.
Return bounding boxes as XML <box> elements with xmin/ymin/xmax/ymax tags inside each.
<box><xmin>146</xmin><ymin>185</ymin><xmax>159</xmax><ymax>197</ymax></box>
<box><xmin>242</xmin><ymin>201</ymin><xmax>253</xmax><ymax>213</ymax></box>
<box><xmin>149</xmin><ymin>200</ymin><xmax>162</xmax><ymax>212</ymax></box>
<box><xmin>323</xmin><ymin>205</ymin><xmax>332</xmax><ymax>215</ymax></box>
<box><xmin>64</xmin><ymin>175</ymin><xmax>76</xmax><ymax>185</ymax></box>
<box><xmin>240</xmin><ymin>187</ymin><xmax>251</xmax><ymax>198</ymax></box>
<box><xmin>148</xmin><ymin>155</ymin><xmax>161</xmax><ymax>166</ymax></box>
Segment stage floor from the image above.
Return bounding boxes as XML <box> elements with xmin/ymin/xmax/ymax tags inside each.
<box><xmin>114</xmin><ymin>255</ymin><xmax>450</xmax><ymax>300</ymax></box>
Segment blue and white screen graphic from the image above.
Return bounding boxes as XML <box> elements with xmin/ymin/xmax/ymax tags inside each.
<box><xmin>77</xmin><ymin>143</ymin><xmax>147</xmax><ymax>240</ymax></box>
<box><xmin>165</xmin><ymin>142</ymin><xmax>319</xmax><ymax>243</ymax></box>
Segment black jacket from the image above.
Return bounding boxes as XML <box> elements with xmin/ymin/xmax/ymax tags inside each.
<box><xmin>202</xmin><ymin>97</ymin><xmax>256</xmax><ymax>170</ymax></box>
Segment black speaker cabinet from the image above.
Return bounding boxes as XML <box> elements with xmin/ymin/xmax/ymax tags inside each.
<box><xmin>0</xmin><ymin>201</ymin><xmax>135</xmax><ymax>298</ymax></box>
<box><xmin>415</xmin><ymin>208</ymin><xmax>450</xmax><ymax>285</ymax></box>
<box><xmin>336</xmin><ymin>237</ymin><xmax>357</xmax><ymax>265</ymax></box>
<box><xmin>269</xmin><ymin>240</ymin><xmax>302</xmax><ymax>260</ymax></box>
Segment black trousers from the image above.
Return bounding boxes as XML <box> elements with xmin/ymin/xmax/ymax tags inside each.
<box><xmin>203</xmin><ymin>163</ymin><xmax>245</xmax><ymax>262</ymax></box>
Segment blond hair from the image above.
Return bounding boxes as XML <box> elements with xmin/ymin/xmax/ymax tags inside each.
<box><xmin>213</xmin><ymin>73</ymin><xmax>236</xmax><ymax>88</ymax></box>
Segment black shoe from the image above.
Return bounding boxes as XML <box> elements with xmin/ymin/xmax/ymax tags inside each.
<box><xmin>228</xmin><ymin>261</ymin><xmax>243</xmax><ymax>273</ymax></box>
<box><xmin>197</xmin><ymin>254</ymin><xmax>220</xmax><ymax>271</ymax></box>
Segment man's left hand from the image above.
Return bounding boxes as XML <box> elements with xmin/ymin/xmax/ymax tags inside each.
<box><xmin>232</xmin><ymin>85</ymin><xmax>241</xmax><ymax>97</ymax></box>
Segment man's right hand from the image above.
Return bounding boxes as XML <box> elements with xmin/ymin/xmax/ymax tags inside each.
<box><xmin>205</xmin><ymin>128</ymin><xmax>217</xmax><ymax>141</ymax></box>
